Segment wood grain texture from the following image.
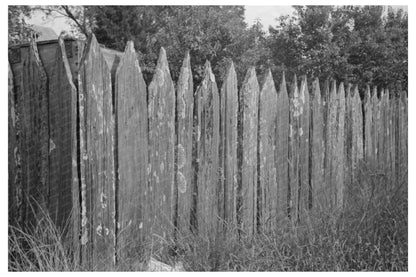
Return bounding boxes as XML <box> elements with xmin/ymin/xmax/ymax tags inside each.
<box><xmin>47</xmin><ymin>36</ymin><xmax>80</xmax><ymax>262</ymax></box>
<box><xmin>364</xmin><ymin>86</ymin><xmax>373</xmax><ymax>162</ymax></box>
<box><xmin>78</xmin><ymin>35</ymin><xmax>116</xmax><ymax>270</ymax></box>
<box><xmin>310</xmin><ymin>79</ymin><xmax>325</xmax><ymax>211</ymax></box>
<box><xmin>238</xmin><ymin>67</ymin><xmax>259</xmax><ymax>236</ymax></box>
<box><xmin>219</xmin><ymin>61</ymin><xmax>238</xmax><ymax>234</ymax></box>
<box><xmin>350</xmin><ymin>87</ymin><xmax>363</xmax><ymax>182</ymax></box>
<box><xmin>176</xmin><ymin>52</ymin><xmax>194</xmax><ymax>235</ymax></box>
<box><xmin>275</xmin><ymin>73</ymin><xmax>290</xmax><ymax>222</ymax></box>
<box><xmin>298</xmin><ymin>76</ymin><xmax>310</xmax><ymax>216</ymax></box>
<box><xmin>335</xmin><ymin>83</ymin><xmax>345</xmax><ymax>208</ymax></box>
<box><xmin>115</xmin><ymin>41</ymin><xmax>148</xmax><ymax>260</ymax></box>
<box><xmin>194</xmin><ymin>61</ymin><xmax>220</xmax><ymax>239</ymax></box>
<box><xmin>147</xmin><ymin>47</ymin><xmax>176</xmax><ymax>241</ymax></box>
<box><xmin>20</xmin><ymin>40</ymin><xmax>49</xmax><ymax>228</ymax></box>
<box><xmin>288</xmin><ymin>75</ymin><xmax>300</xmax><ymax>222</ymax></box>
<box><xmin>258</xmin><ymin>69</ymin><xmax>278</xmax><ymax>231</ymax></box>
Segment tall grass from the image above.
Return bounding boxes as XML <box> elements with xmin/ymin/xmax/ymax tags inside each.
<box><xmin>9</xmin><ymin>160</ymin><xmax>407</xmax><ymax>271</ymax></box>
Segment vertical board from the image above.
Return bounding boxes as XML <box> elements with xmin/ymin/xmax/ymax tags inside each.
<box><xmin>219</xmin><ymin>62</ymin><xmax>238</xmax><ymax>233</ymax></box>
<box><xmin>115</xmin><ymin>41</ymin><xmax>148</xmax><ymax>260</ymax></box>
<box><xmin>20</xmin><ymin>40</ymin><xmax>49</xmax><ymax>228</ymax></box>
<box><xmin>147</xmin><ymin>47</ymin><xmax>176</xmax><ymax>241</ymax></box>
<box><xmin>364</xmin><ymin>86</ymin><xmax>373</xmax><ymax>162</ymax></box>
<box><xmin>288</xmin><ymin>75</ymin><xmax>299</xmax><ymax>222</ymax></box>
<box><xmin>176</xmin><ymin>52</ymin><xmax>194</xmax><ymax>235</ymax></box>
<box><xmin>194</xmin><ymin>61</ymin><xmax>220</xmax><ymax>239</ymax></box>
<box><xmin>78</xmin><ymin>35</ymin><xmax>116</xmax><ymax>270</ymax></box>
<box><xmin>335</xmin><ymin>83</ymin><xmax>345</xmax><ymax>208</ymax></box>
<box><xmin>387</xmin><ymin>90</ymin><xmax>396</xmax><ymax>184</ymax></box>
<box><xmin>48</xmin><ymin>36</ymin><xmax>80</xmax><ymax>261</ymax></box>
<box><xmin>371</xmin><ymin>87</ymin><xmax>380</xmax><ymax>167</ymax></box>
<box><xmin>237</xmin><ymin>67</ymin><xmax>259</xmax><ymax>236</ymax></box>
<box><xmin>258</xmin><ymin>69</ymin><xmax>278</xmax><ymax>231</ymax></box>
<box><xmin>310</xmin><ymin>79</ymin><xmax>325</xmax><ymax>211</ymax></box>
<box><xmin>344</xmin><ymin>85</ymin><xmax>352</xmax><ymax>192</ymax></box>
<box><xmin>324</xmin><ymin>81</ymin><xmax>337</xmax><ymax>210</ymax></box>
<box><xmin>275</xmin><ymin>73</ymin><xmax>289</xmax><ymax>222</ymax></box>
<box><xmin>298</xmin><ymin>76</ymin><xmax>310</xmax><ymax>216</ymax></box>
<box><xmin>350</xmin><ymin>87</ymin><xmax>364</xmax><ymax>182</ymax></box>
<box><xmin>8</xmin><ymin>63</ymin><xmax>17</xmax><ymax>225</ymax></box>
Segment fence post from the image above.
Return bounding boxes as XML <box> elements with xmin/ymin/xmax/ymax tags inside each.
<box><xmin>364</xmin><ymin>86</ymin><xmax>373</xmax><ymax>162</ymax></box>
<box><xmin>310</xmin><ymin>78</ymin><xmax>325</xmax><ymax>212</ymax></box>
<box><xmin>194</xmin><ymin>61</ymin><xmax>220</xmax><ymax>239</ymax></box>
<box><xmin>258</xmin><ymin>69</ymin><xmax>278</xmax><ymax>232</ymax></box>
<box><xmin>335</xmin><ymin>83</ymin><xmax>345</xmax><ymax>208</ymax></box>
<box><xmin>219</xmin><ymin>61</ymin><xmax>238</xmax><ymax>235</ymax></box>
<box><xmin>147</xmin><ymin>47</ymin><xmax>176</xmax><ymax>242</ymax></box>
<box><xmin>78</xmin><ymin>34</ymin><xmax>116</xmax><ymax>270</ymax></box>
<box><xmin>115</xmin><ymin>41</ymin><xmax>148</xmax><ymax>261</ymax></box>
<box><xmin>48</xmin><ymin>36</ymin><xmax>80</xmax><ymax>263</ymax></box>
<box><xmin>299</xmin><ymin>76</ymin><xmax>310</xmax><ymax>218</ymax></box>
<box><xmin>351</xmin><ymin>86</ymin><xmax>364</xmax><ymax>183</ymax></box>
<box><xmin>176</xmin><ymin>52</ymin><xmax>194</xmax><ymax>236</ymax></box>
<box><xmin>238</xmin><ymin>67</ymin><xmax>259</xmax><ymax>236</ymax></box>
<box><xmin>275</xmin><ymin>73</ymin><xmax>290</xmax><ymax>222</ymax></box>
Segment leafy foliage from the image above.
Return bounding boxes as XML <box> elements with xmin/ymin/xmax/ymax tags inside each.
<box><xmin>8</xmin><ymin>6</ymin><xmax>34</xmax><ymax>45</ymax></box>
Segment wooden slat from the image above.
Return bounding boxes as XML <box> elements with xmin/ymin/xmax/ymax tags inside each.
<box><xmin>364</xmin><ymin>86</ymin><xmax>373</xmax><ymax>162</ymax></box>
<box><xmin>344</xmin><ymin>85</ymin><xmax>352</xmax><ymax>192</ymax></box>
<box><xmin>115</xmin><ymin>41</ymin><xmax>148</xmax><ymax>260</ymax></box>
<box><xmin>147</xmin><ymin>47</ymin><xmax>176</xmax><ymax>241</ymax></box>
<box><xmin>324</xmin><ymin>80</ymin><xmax>337</xmax><ymax>210</ymax></box>
<box><xmin>219</xmin><ymin>61</ymin><xmax>238</xmax><ymax>234</ymax></box>
<box><xmin>275</xmin><ymin>73</ymin><xmax>289</xmax><ymax>222</ymax></box>
<box><xmin>335</xmin><ymin>83</ymin><xmax>345</xmax><ymax>208</ymax></box>
<box><xmin>19</xmin><ymin>40</ymin><xmax>49</xmax><ymax>228</ymax></box>
<box><xmin>194</xmin><ymin>61</ymin><xmax>220</xmax><ymax>239</ymax></box>
<box><xmin>351</xmin><ymin>86</ymin><xmax>363</xmax><ymax>182</ymax></box>
<box><xmin>298</xmin><ymin>76</ymin><xmax>310</xmax><ymax>217</ymax></box>
<box><xmin>238</xmin><ymin>67</ymin><xmax>259</xmax><ymax>236</ymax></box>
<box><xmin>258</xmin><ymin>69</ymin><xmax>278</xmax><ymax>232</ymax></box>
<box><xmin>371</xmin><ymin>87</ymin><xmax>380</xmax><ymax>167</ymax></box>
<box><xmin>176</xmin><ymin>52</ymin><xmax>194</xmax><ymax>235</ymax></box>
<box><xmin>288</xmin><ymin>75</ymin><xmax>299</xmax><ymax>222</ymax></box>
<box><xmin>310</xmin><ymin>78</ymin><xmax>325</xmax><ymax>211</ymax></box>
<box><xmin>48</xmin><ymin>36</ymin><xmax>80</xmax><ymax>262</ymax></box>
<box><xmin>78</xmin><ymin>34</ymin><xmax>116</xmax><ymax>270</ymax></box>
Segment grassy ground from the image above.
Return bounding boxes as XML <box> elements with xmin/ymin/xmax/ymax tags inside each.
<box><xmin>8</xmin><ymin>161</ymin><xmax>407</xmax><ymax>271</ymax></box>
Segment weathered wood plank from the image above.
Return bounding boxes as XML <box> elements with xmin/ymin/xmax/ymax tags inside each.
<box><xmin>275</xmin><ymin>73</ymin><xmax>289</xmax><ymax>222</ymax></box>
<box><xmin>364</xmin><ymin>86</ymin><xmax>373</xmax><ymax>162</ymax></box>
<box><xmin>147</xmin><ymin>47</ymin><xmax>176</xmax><ymax>241</ymax></box>
<box><xmin>371</xmin><ymin>87</ymin><xmax>380</xmax><ymax>167</ymax></box>
<box><xmin>194</xmin><ymin>61</ymin><xmax>220</xmax><ymax>239</ymax></box>
<box><xmin>298</xmin><ymin>76</ymin><xmax>310</xmax><ymax>216</ymax></box>
<box><xmin>310</xmin><ymin>78</ymin><xmax>325</xmax><ymax>211</ymax></box>
<box><xmin>350</xmin><ymin>86</ymin><xmax>363</xmax><ymax>182</ymax></box>
<box><xmin>344</xmin><ymin>84</ymin><xmax>352</xmax><ymax>192</ymax></box>
<box><xmin>258</xmin><ymin>69</ymin><xmax>278</xmax><ymax>232</ymax></box>
<box><xmin>78</xmin><ymin>34</ymin><xmax>116</xmax><ymax>270</ymax></box>
<box><xmin>8</xmin><ymin>63</ymin><xmax>18</xmax><ymax>226</ymax></box>
<box><xmin>115</xmin><ymin>41</ymin><xmax>148</xmax><ymax>260</ymax></box>
<box><xmin>219</xmin><ymin>61</ymin><xmax>238</xmax><ymax>234</ymax></box>
<box><xmin>176</xmin><ymin>52</ymin><xmax>194</xmax><ymax>235</ymax></box>
<box><xmin>324</xmin><ymin>80</ymin><xmax>337</xmax><ymax>210</ymax></box>
<box><xmin>335</xmin><ymin>83</ymin><xmax>345</xmax><ymax>208</ymax></box>
<box><xmin>238</xmin><ymin>67</ymin><xmax>259</xmax><ymax>236</ymax></box>
<box><xmin>19</xmin><ymin>40</ymin><xmax>49</xmax><ymax>228</ymax></box>
<box><xmin>48</xmin><ymin>36</ymin><xmax>80</xmax><ymax>262</ymax></box>
<box><xmin>288</xmin><ymin>75</ymin><xmax>300</xmax><ymax>222</ymax></box>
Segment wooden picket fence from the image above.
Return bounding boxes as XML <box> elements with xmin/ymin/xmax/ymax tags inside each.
<box><xmin>8</xmin><ymin>34</ymin><xmax>408</xmax><ymax>269</ymax></box>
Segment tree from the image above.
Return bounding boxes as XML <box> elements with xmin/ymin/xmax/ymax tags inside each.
<box><xmin>8</xmin><ymin>6</ymin><xmax>33</xmax><ymax>45</ymax></box>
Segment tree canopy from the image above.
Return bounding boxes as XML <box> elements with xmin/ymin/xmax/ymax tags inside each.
<box><xmin>9</xmin><ymin>5</ymin><xmax>408</xmax><ymax>91</ymax></box>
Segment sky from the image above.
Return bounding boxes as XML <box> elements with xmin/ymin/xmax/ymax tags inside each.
<box><xmin>27</xmin><ymin>6</ymin><xmax>296</xmax><ymax>35</ymax></box>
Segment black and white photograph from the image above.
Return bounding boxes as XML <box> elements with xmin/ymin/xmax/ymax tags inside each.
<box><xmin>6</xmin><ymin>1</ymin><xmax>409</xmax><ymax>272</ymax></box>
